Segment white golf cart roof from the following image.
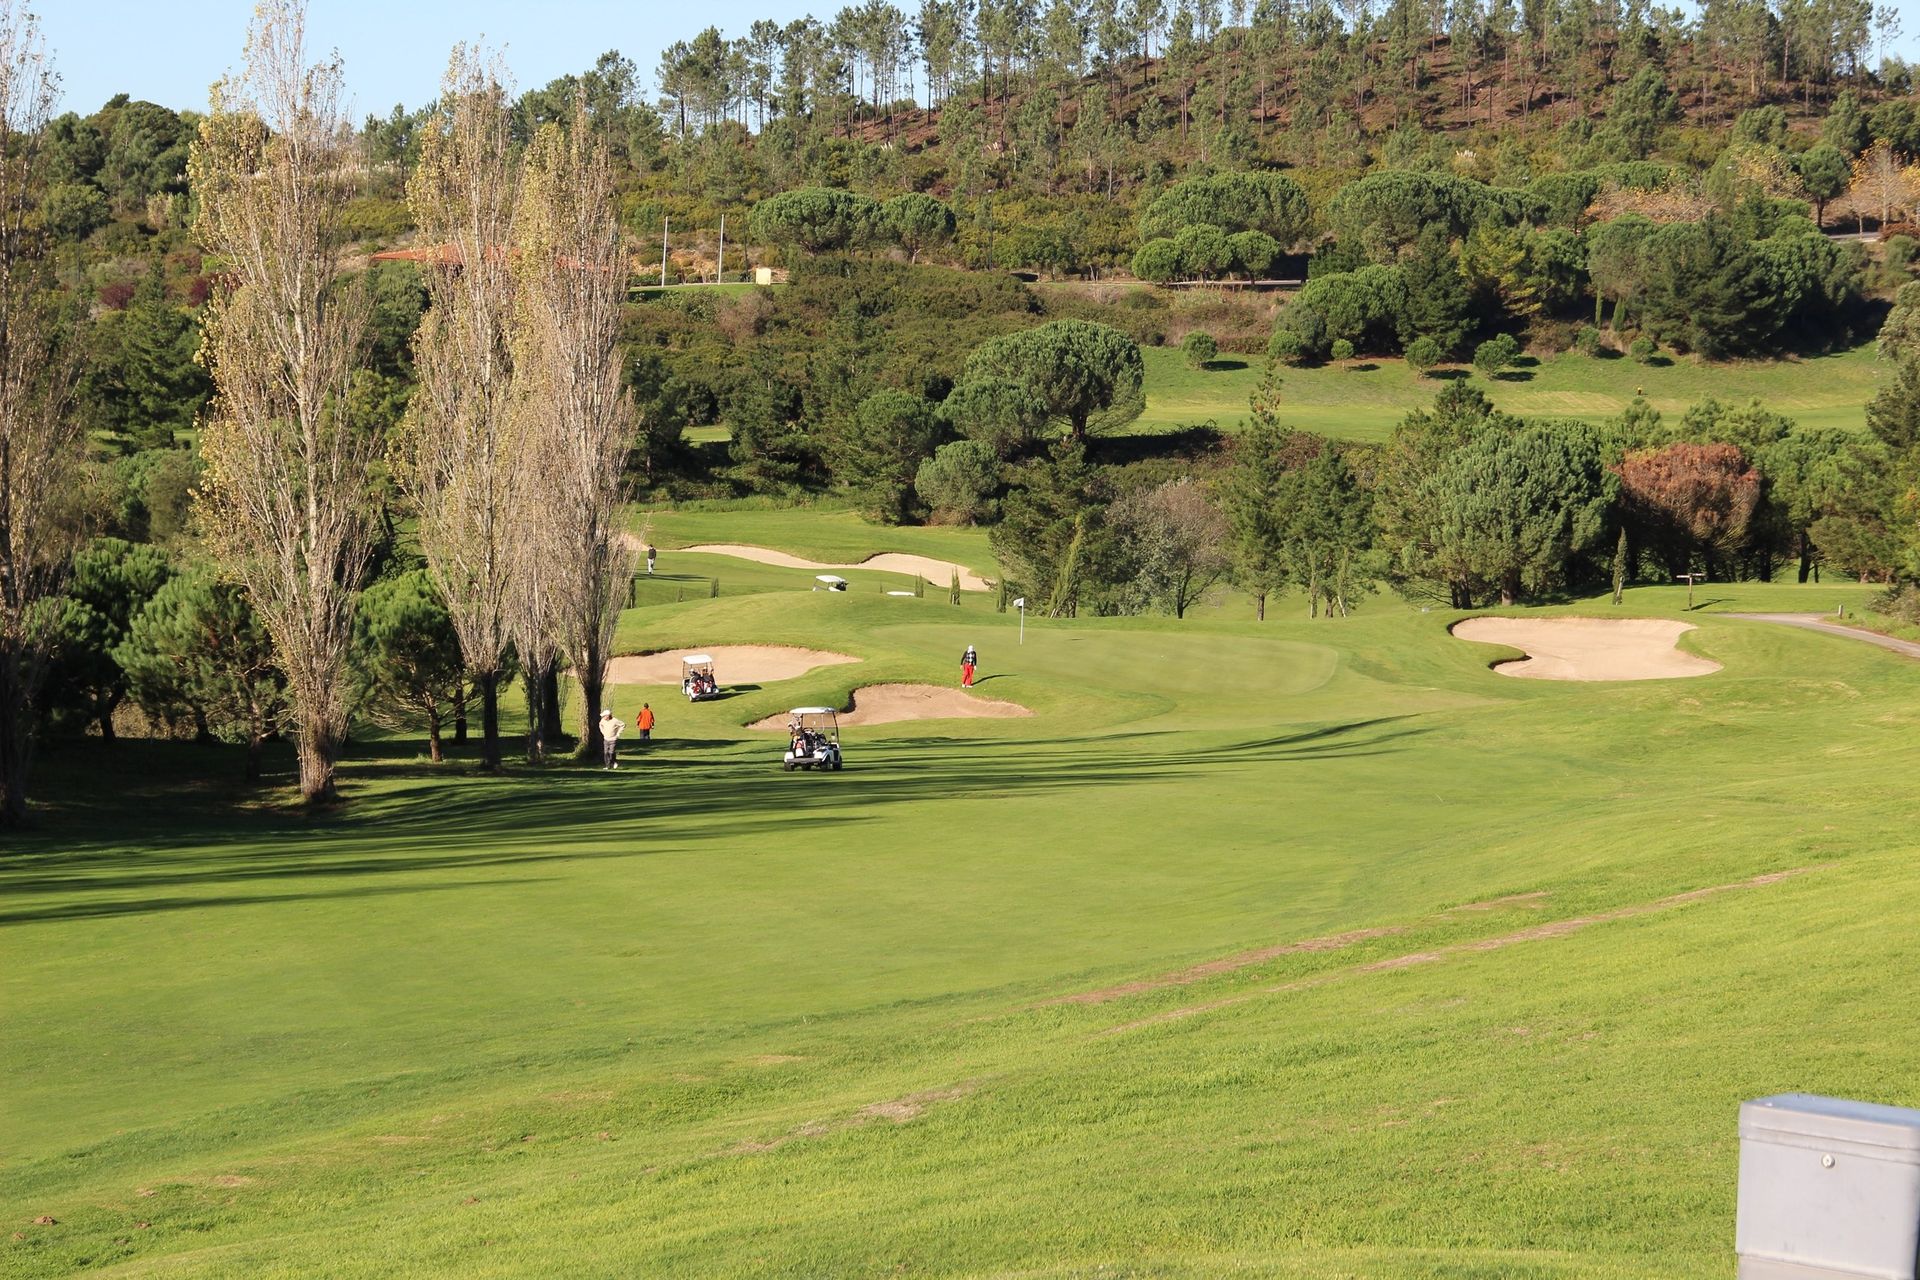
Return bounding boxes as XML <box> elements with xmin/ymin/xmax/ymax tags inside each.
<box><xmin>790</xmin><ymin>706</ymin><xmax>835</xmax><ymax>716</ymax></box>
<box><xmin>815</xmin><ymin>574</ymin><xmax>848</xmax><ymax>585</ymax></box>
<box><xmin>681</xmin><ymin>653</ymin><xmax>714</xmax><ymax>666</ymax></box>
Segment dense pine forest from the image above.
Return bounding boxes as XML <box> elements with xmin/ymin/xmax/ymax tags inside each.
<box><xmin>7</xmin><ymin>0</ymin><xmax>1920</xmax><ymax>819</ymax></box>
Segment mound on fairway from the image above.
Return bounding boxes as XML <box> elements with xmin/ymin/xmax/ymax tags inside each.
<box><xmin>680</xmin><ymin>543</ymin><xmax>993</xmax><ymax>592</ymax></box>
<box><xmin>1452</xmin><ymin>616</ymin><xmax>1720</xmax><ymax>681</ymax></box>
<box><xmin>607</xmin><ymin>645</ymin><xmax>859</xmax><ymax>685</ymax></box>
<box><xmin>749</xmin><ymin>683</ymin><xmax>1031</xmax><ymax>728</ymax></box>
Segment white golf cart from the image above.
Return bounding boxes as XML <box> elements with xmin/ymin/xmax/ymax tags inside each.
<box><xmin>781</xmin><ymin>707</ymin><xmax>843</xmax><ymax>771</ymax></box>
<box><xmin>681</xmin><ymin>653</ymin><xmax>720</xmax><ymax>702</ymax></box>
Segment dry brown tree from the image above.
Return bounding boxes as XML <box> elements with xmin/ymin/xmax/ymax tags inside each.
<box><xmin>189</xmin><ymin>0</ymin><xmax>374</xmax><ymax>806</ymax></box>
<box><xmin>398</xmin><ymin>48</ymin><xmax>521</xmax><ymax>771</ymax></box>
<box><xmin>513</xmin><ymin>111</ymin><xmax>636</xmax><ymax>759</ymax></box>
<box><xmin>0</xmin><ymin>2</ymin><xmax>82</xmax><ymax>827</ymax></box>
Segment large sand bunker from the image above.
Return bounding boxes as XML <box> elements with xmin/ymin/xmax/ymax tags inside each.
<box><xmin>750</xmin><ymin>684</ymin><xmax>1032</xmax><ymax>729</ymax></box>
<box><xmin>678</xmin><ymin>544</ymin><xmax>993</xmax><ymax>593</ymax></box>
<box><xmin>607</xmin><ymin>645</ymin><xmax>859</xmax><ymax>686</ymax></box>
<box><xmin>1452</xmin><ymin>617</ymin><xmax>1720</xmax><ymax>681</ymax></box>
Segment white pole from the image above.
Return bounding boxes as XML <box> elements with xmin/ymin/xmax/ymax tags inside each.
<box><xmin>1019</xmin><ymin>605</ymin><xmax>1025</xmax><ymax>645</ymax></box>
<box><xmin>661</xmin><ymin>216</ymin><xmax>669</xmax><ymax>287</ymax></box>
<box><xmin>717</xmin><ymin>213</ymin><xmax>726</xmax><ymax>284</ymax></box>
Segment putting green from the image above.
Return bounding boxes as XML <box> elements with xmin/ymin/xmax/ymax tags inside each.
<box><xmin>5</xmin><ymin>573</ymin><xmax>1919</xmax><ymax>1278</ymax></box>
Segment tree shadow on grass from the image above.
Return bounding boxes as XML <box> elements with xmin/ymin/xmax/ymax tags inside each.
<box><xmin>0</xmin><ymin>716</ymin><xmax>1435</xmax><ymax>924</ymax></box>
<box><xmin>1203</xmin><ymin>359</ymin><xmax>1249</xmax><ymax>372</ymax></box>
<box><xmin>1427</xmin><ymin>368</ymin><xmax>1471</xmax><ymax>381</ymax></box>
<box><xmin>1493</xmin><ymin>369</ymin><xmax>1535</xmax><ymax>382</ymax></box>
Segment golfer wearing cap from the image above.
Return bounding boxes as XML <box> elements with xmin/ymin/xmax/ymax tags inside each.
<box><xmin>599</xmin><ymin>708</ymin><xmax>624</xmax><ymax>769</ymax></box>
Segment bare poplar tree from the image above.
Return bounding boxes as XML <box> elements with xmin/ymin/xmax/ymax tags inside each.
<box><xmin>513</xmin><ymin>111</ymin><xmax>636</xmax><ymax>760</ymax></box>
<box><xmin>190</xmin><ymin>0</ymin><xmax>374</xmax><ymax>806</ymax></box>
<box><xmin>398</xmin><ymin>48</ymin><xmax>521</xmax><ymax>771</ymax></box>
<box><xmin>0</xmin><ymin>2</ymin><xmax>81</xmax><ymax>827</ymax></box>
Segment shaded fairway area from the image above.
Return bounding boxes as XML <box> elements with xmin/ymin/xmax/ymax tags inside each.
<box><xmin>1134</xmin><ymin>341</ymin><xmax>1891</xmax><ymax>442</ymax></box>
<box><xmin>5</xmin><ymin>581</ymin><xmax>1920</xmax><ymax>1277</ymax></box>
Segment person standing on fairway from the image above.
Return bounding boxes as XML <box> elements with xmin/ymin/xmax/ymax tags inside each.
<box><xmin>646</xmin><ymin>545</ymin><xmax>657</xmax><ymax>575</ymax></box>
<box><xmin>599</xmin><ymin>709</ymin><xmax>624</xmax><ymax>770</ymax></box>
<box><xmin>961</xmin><ymin>644</ymin><xmax>978</xmax><ymax>688</ymax></box>
<box><xmin>637</xmin><ymin>702</ymin><xmax>655</xmax><ymax>743</ymax></box>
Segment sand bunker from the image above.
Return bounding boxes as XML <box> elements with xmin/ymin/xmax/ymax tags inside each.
<box><xmin>678</xmin><ymin>544</ymin><xmax>993</xmax><ymax>593</ymax></box>
<box><xmin>1451</xmin><ymin>616</ymin><xmax>1721</xmax><ymax>681</ymax></box>
<box><xmin>750</xmin><ymin>684</ymin><xmax>1031</xmax><ymax>729</ymax></box>
<box><xmin>607</xmin><ymin>645</ymin><xmax>859</xmax><ymax>686</ymax></box>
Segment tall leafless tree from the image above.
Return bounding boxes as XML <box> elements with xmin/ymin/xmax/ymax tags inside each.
<box><xmin>0</xmin><ymin>1</ymin><xmax>81</xmax><ymax>827</ymax></box>
<box><xmin>514</xmin><ymin>110</ymin><xmax>636</xmax><ymax>760</ymax></box>
<box><xmin>190</xmin><ymin>0</ymin><xmax>375</xmax><ymax>806</ymax></box>
<box><xmin>399</xmin><ymin>48</ymin><xmax>522</xmax><ymax>771</ymax></box>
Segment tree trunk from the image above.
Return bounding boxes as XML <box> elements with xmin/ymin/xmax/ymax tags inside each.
<box><xmin>296</xmin><ymin>715</ymin><xmax>339</xmax><ymax>806</ymax></box>
<box><xmin>97</xmin><ymin>696</ymin><xmax>117</xmax><ymax>742</ymax></box>
<box><xmin>454</xmin><ymin>676</ymin><xmax>468</xmax><ymax>744</ymax></box>
<box><xmin>427</xmin><ymin>706</ymin><xmax>444</xmax><ymax>763</ymax></box>
<box><xmin>0</xmin><ymin>653</ymin><xmax>34</xmax><ymax>828</ymax></box>
<box><xmin>245</xmin><ymin>703</ymin><xmax>264</xmax><ymax>784</ymax></box>
<box><xmin>582</xmin><ymin>668</ymin><xmax>605</xmax><ymax>758</ymax></box>
<box><xmin>540</xmin><ymin>668</ymin><xmax>563</xmax><ymax>746</ymax></box>
<box><xmin>478</xmin><ymin>669</ymin><xmax>501</xmax><ymax>771</ymax></box>
<box><xmin>523</xmin><ymin>665</ymin><xmax>548</xmax><ymax>765</ymax></box>
<box><xmin>1255</xmin><ymin>589</ymin><xmax>1267</xmax><ymax>621</ymax></box>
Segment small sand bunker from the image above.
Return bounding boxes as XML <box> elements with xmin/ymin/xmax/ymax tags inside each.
<box><xmin>750</xmin><ymin>684</ymin><xmax>1031</xmax><ymax>729</ymax></box>
<box><xmin>1452</xmin><ymin>616</ymin><xmax>1720</xmax><ymax>681</ymax></box>
<box><xmin>678</xmin><ymin>543</ymin><xmax>994</xmax><ymax>593</ymax></box>
<box><xmin>607</xmin><ymin>645</ymin><xmax>859</xmax><ymax>686</ymax></box>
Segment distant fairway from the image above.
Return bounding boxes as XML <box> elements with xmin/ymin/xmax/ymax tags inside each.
<box><xmin>1135</xmin><ymin>340</ymin><xmax>1892</xmax><ymax>441</ymax></box>
<box><xmin>7</xmin><ymin>554</ymin><xmax>1920</xmax><ymax>1276</ymax></box>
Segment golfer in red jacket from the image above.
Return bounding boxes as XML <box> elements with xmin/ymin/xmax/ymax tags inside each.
<box><xmin>961</xmin><ymin>644</ymin><xmax>977</xmax><ymax>688</ymax></box>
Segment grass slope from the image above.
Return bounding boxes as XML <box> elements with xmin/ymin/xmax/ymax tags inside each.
<box><xmin>1134</xmin><ymin>341</ymin><xmax>1891</xmax><ymax>442</ymax></box>
<box><xmin>4</xmin><ymin>576</ymin><xmax>1918</xmax><ymax>1277</ymax></box>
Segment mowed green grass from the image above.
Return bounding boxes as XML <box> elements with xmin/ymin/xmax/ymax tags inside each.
<box><xmin>6</xmin><ymin>568</ymin><xmax>1920</xmax><ymax>1277</ymax></box>
<box><xmin>1135</xmin><ymin>341</ymin><xmax>1892</xmax><ymax>441</ymax></box>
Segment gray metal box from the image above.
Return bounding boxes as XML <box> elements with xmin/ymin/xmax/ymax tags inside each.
<box><xmin>1738</xmin><ymin>1093</ymin><xmax>1920</xmax><ymax>1280</ymax></box>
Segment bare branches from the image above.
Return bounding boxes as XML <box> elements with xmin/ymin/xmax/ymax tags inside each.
<box><xmin>513</xmin><ymin>107</ymin><xmax>637</xmax><ymax>757</ymax></box>
<box><xmin>0</xmin><ymin>1</ymin><xmax>82</xmax><ymax>826</ymax></box>
<box><xmin>190</xmin><ymin>0</ymin><xmax>375</xmax><ymax>806</ymax></box>
<box><xmin>397</xmin><ymin>46</ymin><xmax>522</xmax><ymax>770</ymax></box>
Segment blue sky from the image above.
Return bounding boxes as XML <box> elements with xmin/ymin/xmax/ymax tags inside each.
<box><xmin>41</xmin><ymin>0</ymin><xmax>1920</xmax><ymax>121</ymax></box>
<box><xmin>44</xmin><ymin>1</ymin><xmax>783</xmax><ymax>117</ymax></box>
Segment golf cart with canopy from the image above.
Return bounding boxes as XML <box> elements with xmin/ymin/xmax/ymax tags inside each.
<box><xmin>781</xmin><ymin>707</ymin><xmax>842</xmax><ymax>771</ymax></box>
<box><xmin>681</xmin><ymin>653</ymin><xmax>719</xmax><ymax>701</ymax></box>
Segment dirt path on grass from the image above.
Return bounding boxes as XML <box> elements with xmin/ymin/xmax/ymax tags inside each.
<box><xmin>748</xmin><ymin>684</ymin><xmax>1031</xmax><ymax>729</ymax></box>
<box><xmin>1452</xmin><ymin>616</ymin><xmax>1720</xmax><ymax>681</ymax></box>
<box><xmin>607</xmin><ymin>645</ymin><xmax>858</xmax><ymax>685</ymax></box>
<box><xmin>1725</xmin><ymin>613</ymin><xmax>1920</xmax><ymax>662</ymax></box>
<box><xmin>1097</xmin><ymin>867</ymin><xmax>1821</xmax><ymax>1036</ymax></box>
<box><xmin>672</xmin><ymin>542</ymin><xmax>994</xmax><ymax>592</ymax></box>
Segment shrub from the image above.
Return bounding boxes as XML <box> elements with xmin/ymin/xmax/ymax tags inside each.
<box><xmin>1267</xmin><ymin>328</ymin><xmax>1307</xmax><ymax>364</ymax></box>
<box><xmin>1472</xmin><ymin>332</ymin><xmax>1521</xmax><ymax>377</ymax></box>
<box><xmin>1886</xmin><ymin>234</ymin><xmax>1918</xmax><ymax>273</ymax></box>
<box><xmin>1181</xmin><ymin>331</ymin><xmax>1219</xmax><ymax>369</ymax></box>
<box><xmin>1404</xmin><ymin>335</ymin><xmax>1443</xmax><ymax>374</ymax></box>
<box><xmin>1132</xmin><ymin>237</ymin><xmax>1182</xmax><ymax>283</ymax></box>
<box><xmin>1330</xmin><ymin>338</ymin><xmax>1356</xmax><ymax>362</ymax></box>
<box><xmin>1629</xmin><ymin>336</ymin><xmax>1658</xmax><ymax>363</ymax></box>
<box><xmin>1574</xmin><ymin>324</ymin><xmax>1604</xmax><ymax>356</ymax></box>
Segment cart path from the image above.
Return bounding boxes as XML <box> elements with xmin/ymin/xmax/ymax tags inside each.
<box><xmin>1725</xmin><ymin>613</ymin><xmax>1920</xmax><ymax>661</ymax></box>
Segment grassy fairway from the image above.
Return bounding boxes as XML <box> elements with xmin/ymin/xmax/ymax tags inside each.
<box><xmin>6</xmin><ymin>575</ymin><xmax>1920</xmax><ymax>1277</ymax></box>
<box><xmin>1135</xmin><ymin>341</ymin><xmax>1892</xmax><ymax>441</ymax></box>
